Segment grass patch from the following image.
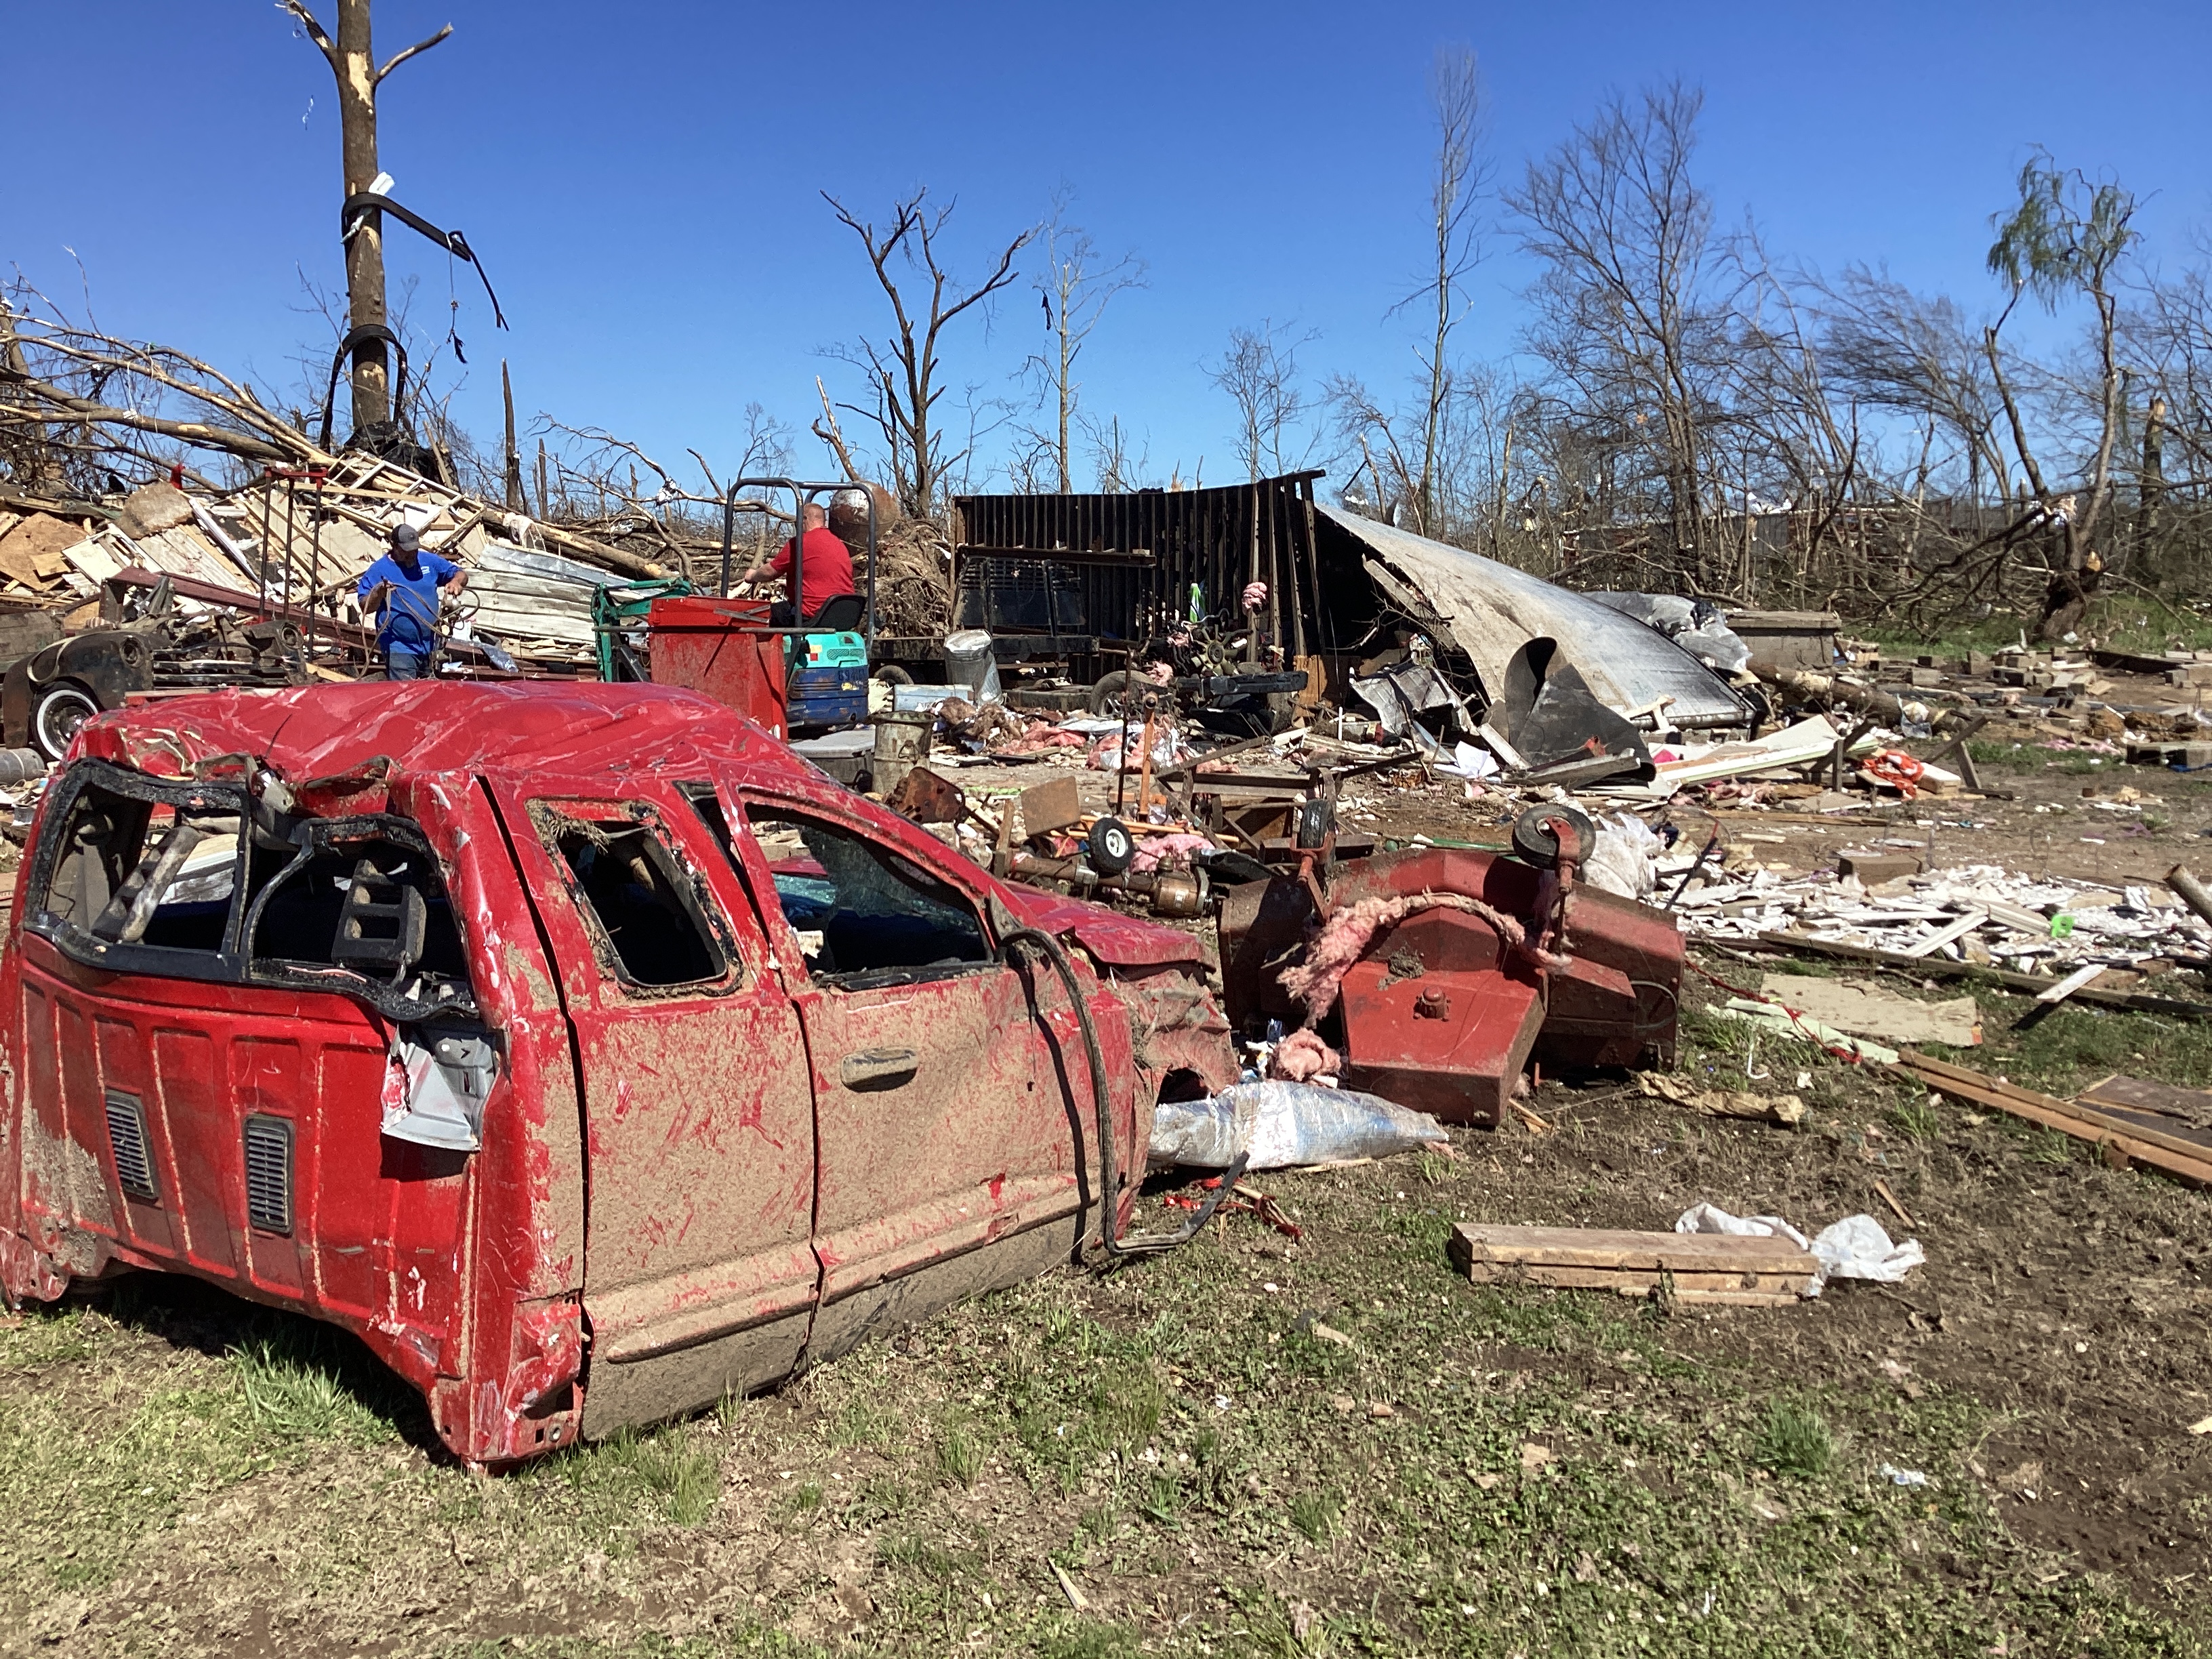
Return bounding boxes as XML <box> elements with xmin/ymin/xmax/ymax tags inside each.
<box><xmin>1890</xmin><ymin>1094</ymin><xmax>1942</xmax><ymax>1142</ymax></box>
<box><xmin>1755</xmin><ymin>1398</ymin><xmax>1836</xmax><ymax>1478</ymax></box>
<box><xmin>932</xmin><ymin>1414</ymin><xmax>982</xmax><ymax>1490</ymax></box>
<box><xmin>1288</xmin><ymin>1488</ymin><xmax>1340</xmax><ymax>1542</ymax></box>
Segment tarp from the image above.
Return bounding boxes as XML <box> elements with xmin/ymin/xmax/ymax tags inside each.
<box><xmin>1315</xmin><ymin>508</ymin><xmax>1750</xmax><ymax>729</ymax></box>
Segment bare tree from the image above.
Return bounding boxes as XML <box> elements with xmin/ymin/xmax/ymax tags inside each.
<box><xmin>823</xmin><ymin>189</ymin><xmax>1034</xmax><ymax>520</ymax></box>
<box><xmin>279</xmin><ymin>1</ymin><xmax>452</xmax><ymax>438</ymax></box>
<box><xmin>1086</xmin><ymin>413</ymin><xmax>1146</xmax><ymax>493</ymax></box>
<box><xmin>1208</xmin><ymin>320</ymin><xmax>1319</xmax><ymax>480</ymax></box>
<box><xmin>1509</xmin><ymin>81</ymin><xmax>1732</xmax><ymax>583</ymax></box>
<box><xmin>1023</xmin><ymin>192</ymin><xmax>1145</xmax><ymax>493</ymax></box>
<box><xmin>1387</xmin><ymin>46</ymin><xmax>1489</xmax><ymax>535</ymax></box>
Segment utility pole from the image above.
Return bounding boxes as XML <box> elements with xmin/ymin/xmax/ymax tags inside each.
<box><xmin>283</xmin><ymin>2</ymin><xmax>451</xmax><ymax>440</ymax></box>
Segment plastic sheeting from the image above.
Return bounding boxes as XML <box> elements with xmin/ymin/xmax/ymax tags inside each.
<box><xmin>1149</xmin><ymin>1081</ymin><xmax>1450</xmax><ymax>1170</ymax></box>
<box><xmin>1585</xmin><ymin>592</ymin><xmax>1753</xmax><ymax>676</ymax></box>
<box><xmin>1316</xmin><ymin>508</ymin><xmax>1750</xmax><ymax>729</ymax></box>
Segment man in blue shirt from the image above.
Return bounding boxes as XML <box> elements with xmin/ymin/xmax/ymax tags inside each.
<box><xmin>356</xmin><ymin>524</ymin><xmax>468</xmax><ymax>680</ymax></box>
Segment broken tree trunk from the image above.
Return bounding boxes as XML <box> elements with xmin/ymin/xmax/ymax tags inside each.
<box><xmin>284</xmin><ymin>1</ymin><xmax>451</xmax><ymax>437</ymax></box>
<box><xmin>1749</xmin><ymin>659</ymin><xmax>1963</xmax><ymax>731</ymax></box>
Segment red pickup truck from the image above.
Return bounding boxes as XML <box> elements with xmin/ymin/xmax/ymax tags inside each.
<box><xmin>0</xmin><ymin>683</ymin><xmax>1234</xmax><ymax>1465</ymax></box>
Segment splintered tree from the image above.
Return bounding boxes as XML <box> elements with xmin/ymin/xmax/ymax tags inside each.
<box><xmin>1209</xmin><ymin>321</ymin><xmax>1317</xmax><ymax>482</ymax></box>
<box><xmin>1983</xmin><ymin>150</ymin><xmax>2138</xmax><ymax>632</ymax></box>
<box><xmin>824</xmin><ymin>189</ymin><xmax>1034</xmax><ymax>519</ymax></box>
<box><xmin>1396</xmin><ymin>46</ymin><xmax>1489</xmax><ymax>536</ymax></box>
<box><xmin>281</xmin><ymin>0</ymin><xmax>452</xmax><ymax>440</ymax></box>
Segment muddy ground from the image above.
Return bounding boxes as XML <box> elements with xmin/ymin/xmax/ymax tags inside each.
<box><xmin>1</xmin><ymin>722</ymin><xmax>2208</xmax><ymax>1658</ymax></box>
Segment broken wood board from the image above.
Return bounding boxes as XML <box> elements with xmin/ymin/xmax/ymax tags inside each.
<box><xmin>2077</xmin><ymin>1076</ymin><xmax>2212</xmax><ymax>1132</ymax></box>
<box><xmin>1448</xmin><ymin>1223</ymin><xmax>1815</xmax><ymax>1306</ymax></box>
<box><xmin>1750</xmin><ymin>931</ymin><xmax>2212</xmax><ymax>1021</ymax></box>
<box><xmin>1757</xmin><ymin>974</ymin><xmax>1980</xmax><ymax>1047</ymax></box>
<box><xmin>0</xmin><ymin>511</ymin><xmax>88</xmax><ymax>590</ymax></box>
<box><xmin>1893</xmin><ymin>1051</ymin><xmax>2212</xmax><ymax>1187</ymax></box>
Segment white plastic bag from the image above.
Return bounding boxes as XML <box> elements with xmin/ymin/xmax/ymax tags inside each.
<box><xmin>1808</xmin><ymin>1214</ymin><xmax>1925</xmax><ymax>1285</ymax></box>
<box><xmin>1676</xmin><ymin>1202</ymin><xmax>1923</xmax><ymax>1296</ymax></box>
<box><xmin>1149</xmin><ymin>1082</ymin><xmax>1448</xmax><ymax>1171</ymax></box>
<box><xmin>1584</xmin><ymin>812</ymin><xmax>1663</xmax><ymax>899</ymax></box>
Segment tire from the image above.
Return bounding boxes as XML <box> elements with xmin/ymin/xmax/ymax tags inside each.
<box><xmin>1087</xmin><ymin>815</ymin><xmax>1136</xmax><ymax>877</ymax></box>
<box><xmin>872</xmin><ymin>663</ymin><xmax>914</xmax><ymax>687</ymax></box>
<box><xmin>1088</xmin><ymin>670</ymin><xmax>1137</xmax><ymax>716</ymax></box>
<box><xmin>1090</xmin><ymin>669</ymin><xmax>1176</xmax><ymax>720</ymax></box>
<box><xmin>1511</xmin><ymin>804</ymin><xmax>1597</xmax><ymax>869</ymax></box>
<box><xmin>30</xmin><ymin>679</ymin><xmax>100</xmax><ymax>762</ymax></box>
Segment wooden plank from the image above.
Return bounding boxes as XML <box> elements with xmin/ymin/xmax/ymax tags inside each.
<box><xmin>1459</xmin><ymin>1263</ymin><xmax>1809</xmax><ymax>1293</ymax></box>
<box><xmin>1751</xmin><ymin>930</ymin><xmax>2212</xmax><ymax>1020</ymax></box>
<box><xmin>1449</xmin><ymin>1223</ymin><xmax>1814</xmax><ymax>1274</ymax></box>
<box><xmin>1903</xmin><ymin>910</ymin><xmax>1986</xmax><ymax>959</ymax></box>
<box><xmin>2035</xmin><ymin>962</ymin><xmax>2106</xmax><ymax>1004</ymax></box>
<box><xmin>2078</xmin><ymin>1074</ymin><xmax>2212</xmax><ymax>1130</ymax></box>
<box><xmin>1457</xmin><ymin>1263</ymin><xmax>1803</xmax><ymax>1306</ymax></box>
<box><xmin>1894</xmin><ymin>1052</ymin><xmax>2212</xmax><ymax>1185</ymax></box>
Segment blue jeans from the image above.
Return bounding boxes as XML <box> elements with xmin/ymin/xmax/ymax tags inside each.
<box><xmin>383</xmin><ymin>649</ymin><xmax>431</xmax><ymax>681</ymax></box>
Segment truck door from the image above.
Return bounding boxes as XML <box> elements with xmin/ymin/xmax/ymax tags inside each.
<box><xmin>697</xmin><ymin>787</ymin><xmax>1102</xmax><ymax>1362</ymax></box>
<box><xmin>489</xmin><ymin>781</ymin><xmax>817</xmax><ymax>1435</ymax></box>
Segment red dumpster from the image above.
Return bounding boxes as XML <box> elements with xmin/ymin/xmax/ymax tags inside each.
<box><xmin>646</xmin><ymin>596</ymin><xmax>787</xmax><ymax>738</ymax></box>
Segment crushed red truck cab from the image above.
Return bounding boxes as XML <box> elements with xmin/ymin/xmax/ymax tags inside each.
<box><xmin>0</xmin><ymin>684</ymin><xmax>1235</xmax><ymax>1464</ymax></box>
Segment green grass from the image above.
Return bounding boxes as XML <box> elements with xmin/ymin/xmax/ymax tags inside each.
<box><xmin>1754</xmin><ymin>1399</ymin><xmax>1836</xmax><ymax>1479</ymax></box>
<box><xmin>3</xmin><ymin>994</ymin><xmax>2209</xmax><ymax>1655</ymax></box>
<box><xmin>1866</xmin><ymin>592</ymin><xmax>2212</xmax><ymax>660</ymax></box>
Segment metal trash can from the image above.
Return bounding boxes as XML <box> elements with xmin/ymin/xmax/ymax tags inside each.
<box><xmin>943</xmin><ymin>628</ymin><xmax>1002</xmax><ymax>703</ymax></box>
<box><xmin>870</xmin><ymin>710</ymin><xmax>932</xmax><ymax>797</ymax></box>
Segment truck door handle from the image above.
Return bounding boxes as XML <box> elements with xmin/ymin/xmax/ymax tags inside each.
<box><xmin>840</xmin><ymin>1048</ymin><xmax>920</xmax><ymax>1090</ymax></box>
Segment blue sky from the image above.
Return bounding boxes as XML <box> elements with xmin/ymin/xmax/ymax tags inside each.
<box><xmin>6</xmin><ymin>1</ymin><xmax>2209</xmax><ymax>496</ymax></box>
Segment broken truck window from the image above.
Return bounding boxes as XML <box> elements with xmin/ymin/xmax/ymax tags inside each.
<box><xmin>743</xmin><ymin>808</ymin><xmax>988</xmax><ymax>989</ymax></box>
<box><xmin>37</xmin><ymin>774</ymin><xmax>243</xmax><ymax>958</ymax></box>
<box><xmin>29</xmin><ymin>760</ymin><xmax>476</xmax><ymax>1020</ymax></box>
<box><xmin>247</xmin><ymin>830</ymin><xmax>471</xmax><ymax>992</ymax></box>
<box><xmin>542</xmin><ymin>809</ymin><xmax>727</xmax><ymax>989</ymax></box>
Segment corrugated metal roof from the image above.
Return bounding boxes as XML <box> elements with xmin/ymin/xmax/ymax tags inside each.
<box><xmin>1315</xmin><ymin>508</ymin><xmax>1749</xmax><ymax>729</ymax></box>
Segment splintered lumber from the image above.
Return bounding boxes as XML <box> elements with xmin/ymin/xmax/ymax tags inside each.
<box><xmin>1448</xmin><ymin>1224</ymin><xmax>1814</xmax><ymax>1306</ymax></box>
<box><xmin>2169</xmin><ymin>865</ymin><xmax>2212</xmax><ymax>932</ymax></box>
<box><xmin>1893</xmin><ymin>1051</ymin><xmax>2212</xmax><ymax>1187</ymax></box>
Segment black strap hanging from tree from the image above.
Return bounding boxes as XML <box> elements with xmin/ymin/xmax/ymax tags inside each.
<box><xmin>340</xmin><ymin>191</ymin><xmax>510</xmax><ymax>328</ymax></box>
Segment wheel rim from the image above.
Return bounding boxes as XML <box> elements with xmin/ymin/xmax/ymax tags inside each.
<box><xmin>33</xmin><ymin>685</ymin><xmax>98</xmax><ymax>760</ymax></box>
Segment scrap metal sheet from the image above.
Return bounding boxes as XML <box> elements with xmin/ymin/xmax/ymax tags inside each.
<box><xmin>1317</xmin><ymin>508</ymin><xmax>1749</xmax><ymax>728</ymax></box>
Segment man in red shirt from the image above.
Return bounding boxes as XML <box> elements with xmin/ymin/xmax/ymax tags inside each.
<box><xmin>744</xmin><ymin>501</ymin><xmax>855</xmax><ymax>625</ymax></box>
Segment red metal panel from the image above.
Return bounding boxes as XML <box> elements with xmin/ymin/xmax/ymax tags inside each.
<box><xmin>721</xmin><ymin>790</ymin><xmax>1116</xmax><ymax>1330</ymax></box>
<box><xmin>150</xmin><ymin>1027</ymin><xmax>237</xmax><ymax>1276</ymax></box>
<box><xmin>647</xmin><ymin>598</ymin><xmax>787</xmax><ymax>740</ymax></box>
<box><xmin>486</xmin><ymin>777</ymin><xmax>819</xmax><ymax>1401</ymax></box>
